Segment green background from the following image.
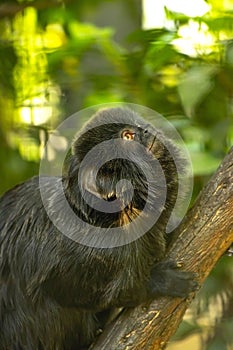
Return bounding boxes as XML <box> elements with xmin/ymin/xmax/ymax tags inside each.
<box><xmin>0</xmin><ymin>1</ymin><xmax>232</xmax><ymax>349</ymax></box>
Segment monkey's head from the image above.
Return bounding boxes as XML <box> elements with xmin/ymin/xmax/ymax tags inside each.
<box><xmin>65</xmin><ymin>107</ymin><xmax>179</xmax><ymax>230</ymax></box>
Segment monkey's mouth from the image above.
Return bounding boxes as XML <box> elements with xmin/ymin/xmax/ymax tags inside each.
<box><xmin>103</xmin><ymin>192</ymin><xmax>117</xmax><ymax>202</ymax></box>
<box><xmin>102</xmin><ymin>191</ymin><xmax>141</xmax><ymax>226</ymax></box>
<box><xmin>102</xmin><ymin>191</ymin><xmax>128</xmax><ymax>204</ymax></box>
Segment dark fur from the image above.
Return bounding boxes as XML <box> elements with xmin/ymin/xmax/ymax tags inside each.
<box><xmin>0</xmin><ymin>108</ymin><xmax>197</xmax><ymax>349</ymax></box>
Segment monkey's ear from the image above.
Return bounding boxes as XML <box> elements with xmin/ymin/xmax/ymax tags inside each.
<box><xmin>80</xmin><ymin>167</ymin><xmax>101</xmax><ymax>199</ymax></box>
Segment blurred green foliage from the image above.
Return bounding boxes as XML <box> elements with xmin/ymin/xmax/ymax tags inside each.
<box><xmin>0</xmin><ymin>0</ymin><xmax>232</xmax><ymax>349</ymax></box>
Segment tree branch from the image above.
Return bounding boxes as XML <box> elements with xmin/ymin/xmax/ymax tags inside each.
<box><xmin>91</xmin><ymin>147</ymin><xmax>233</xmax><ymax>350</ymax></box>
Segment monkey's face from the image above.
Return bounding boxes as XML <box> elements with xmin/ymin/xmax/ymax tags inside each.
<box><xmin>69</xmin><ymin>108</ymin><xmax>170</xmax><ymax>228</ymax></box>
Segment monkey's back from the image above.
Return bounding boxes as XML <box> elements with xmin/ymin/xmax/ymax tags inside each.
<box><xmin>0</xmin><ymin>177</ymin><xmax>99</xmax><ymax>349</ymax></box>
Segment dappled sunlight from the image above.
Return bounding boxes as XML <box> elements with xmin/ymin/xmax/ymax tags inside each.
<box><xmin>142</xmin><ymin>0</ymin><xmax>210</xmax><ymax>30</ymax></box>
<box><xmin>143</xmin><ymin>0</ymin><xmax>215</xmax><ymax>57</ymax></box>
<box><xmin>9</xmin><ymin>7</ymin><xmax>62</xmax><ymax>161</ymax></box>
<box><xmin>173</xmin><ymin>20</ymin><xmax>215</xmax><ymax>57</ymax></box>
<box><xmin>19</xmin><ymin>97</ymin><xmax>53</xmax><ymax>125</ymax></box>
<box><xmin>164</xmin><ymin>0</ymin><xmax>210</xmax><ymax>17</ymax></box>
<box><xmin>42</xmin><ymin>23</ymin><xmax>67</xmax><ymax>49</ymax></box>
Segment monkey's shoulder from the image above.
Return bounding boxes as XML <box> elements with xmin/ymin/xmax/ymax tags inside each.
<box><xmin>0</xmin><ymin>176</ymin><xmax>61</xmax><ymax>239</ymax></box>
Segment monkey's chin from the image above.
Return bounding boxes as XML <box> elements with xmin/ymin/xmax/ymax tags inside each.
<box><xmin>118</xmin><ymin>206</ymin><xmax>141</xmax><ymax>227</ymax></box>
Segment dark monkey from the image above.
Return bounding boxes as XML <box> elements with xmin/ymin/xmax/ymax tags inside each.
<box><xmin>0</xmin><ymin>108</ymin><xmax>197</xmax><ymax>349</ymax></box>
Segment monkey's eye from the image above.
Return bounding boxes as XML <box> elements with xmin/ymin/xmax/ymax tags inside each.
<box><xmin>121</xmin><ymin>130</ymin><xmax>135</xmax><ymax>141</ymax></box>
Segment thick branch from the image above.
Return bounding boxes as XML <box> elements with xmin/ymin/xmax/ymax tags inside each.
<box><xmin>92</xmin><ymin>147</ymin><xmax>233</xmax><ymax>350</ymax></box>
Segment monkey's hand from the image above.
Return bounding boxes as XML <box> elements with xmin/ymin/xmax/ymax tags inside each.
<box><xmin>148</xmin><ymin>260</ymin><xmax>198</xmax><ymax>298</ymax></box>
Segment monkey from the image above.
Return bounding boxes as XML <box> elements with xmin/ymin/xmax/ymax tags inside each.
<box><xmin>0</xmin><ymin>107</ymin><xmax>198</xmax><ymax>349</ymax></box>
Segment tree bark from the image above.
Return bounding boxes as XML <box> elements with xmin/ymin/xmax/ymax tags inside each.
<box><xmin>0</xmin><ymin>1</ymin><xmax>73</xmax><ymax>19</ymax></box>
<box><xmin>91</xmin><ymin>147</ymin><xmax>233</xmax><ymax>350</ymax></box>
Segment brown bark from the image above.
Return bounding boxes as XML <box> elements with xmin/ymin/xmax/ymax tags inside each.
<box><xmin>92</xmin><ymin>147</ymin><xmax>233</xmax><ymax>350</ymax></box>
<box><xmin>0</xmin><ymin>0</ymin><xmax>72</xmax><ymax>19</ymax></box>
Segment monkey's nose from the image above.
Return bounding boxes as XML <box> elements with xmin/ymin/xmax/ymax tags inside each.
<box><xmin>143</xmin><ymin>124</ymin><xmax>156</xmax><ymax>137</ymax></box>
<box><xmin>141</xmin><ymin>126</ymin><xmax>156</xmax><ymax>150</ymax></box>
